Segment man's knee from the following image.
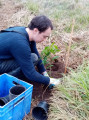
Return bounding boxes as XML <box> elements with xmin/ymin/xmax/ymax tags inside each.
<box><xmin>31</xmin><ymin>53</ymin><xmax>38</xmax><ymax>64</ymax></box>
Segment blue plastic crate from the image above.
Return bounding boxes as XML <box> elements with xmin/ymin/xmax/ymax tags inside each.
<box><xmin>0</xmin><ymin>73</ymin><xmax>33</xmax><ymax>120</ymax></box>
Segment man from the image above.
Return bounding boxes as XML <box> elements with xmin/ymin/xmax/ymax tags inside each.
<box><xmin>0</xmin><ymin>15</ymin><xmax>60</xmax><ymax>86</ymax></box>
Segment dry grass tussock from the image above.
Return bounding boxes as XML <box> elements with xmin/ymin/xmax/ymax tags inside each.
<box><xmin>49</xmin><ymin>61</ymin><xmax>89</xmax><ymax>120</ymax></box>
<box><xmin>49</xmin><ymin>89</ymin><xmax>79</xmax><ymax>120</ymax></box>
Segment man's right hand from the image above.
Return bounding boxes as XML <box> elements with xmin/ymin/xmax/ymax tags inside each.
<box><xmin>50</xmin><ymin>77</ymin><xmax>61</xmax><ymax>86</ymax></box>
<box><xmin>42</xmin><ymin>71</ymin><xmax>49</xmax><ymax>77</ymax></box>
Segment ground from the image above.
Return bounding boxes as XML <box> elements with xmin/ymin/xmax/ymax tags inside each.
<box><xmin>0</xmin><ymin>0</ymin><xmax>89</xmax><ymax>119</ymax></box>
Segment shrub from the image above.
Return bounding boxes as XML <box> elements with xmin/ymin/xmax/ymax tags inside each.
<box><xmin>41</xmin><ymin>43</ymin><xmax>60</xmax><ymax>66</ymax></box>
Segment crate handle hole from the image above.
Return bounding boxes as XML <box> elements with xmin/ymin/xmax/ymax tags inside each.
<box><xmin>14</xmin><ymin>97</ymin><xmax>24</xmax><ymax>106</ymax></box>
<box><xmin>13</xmin><ymin>81</ymin><xmax>20</xmax><ymax>85</ymax></box>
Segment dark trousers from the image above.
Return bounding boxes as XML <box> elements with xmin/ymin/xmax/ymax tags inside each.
<box><xmin>0</xmin><ymin>53</ymin><xmax>38</xmax><ymax>79</ymax></box>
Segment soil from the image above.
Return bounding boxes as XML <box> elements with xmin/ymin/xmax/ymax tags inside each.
<box><xmin>0</xmin><ymin>0</ymin><xmax>89</xmax><ymax>119</ymax></box>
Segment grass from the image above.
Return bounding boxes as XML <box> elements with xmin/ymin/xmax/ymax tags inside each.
<box><xmin>64</xmin><ymin>23</ymin><xmax>79</xmax><ymax>33</ymax></box>
<box><xmin>8</xmin><ymin>0</ymin><xmax>89</xmax><ymax>34</ymax></box>
<box><xmin>49</xmin><ymin>61</ymin><xmax>89</xmax><ymax>120</ymax></box>
<box><xmin>0</xmin><ymin>0</ymin><xmax>2</xmax><ymax>7</ymax></box>
<box><xmin>26</xmin><ymin>1</ymin><xmax>39</xmax><ymax>14</ymax></box>
<box><xmin>23</xmin><ymin>0</ymin><xmax>89</xmax><ymax>33</ymax></box>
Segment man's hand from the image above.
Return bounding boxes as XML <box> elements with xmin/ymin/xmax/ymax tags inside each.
<box><xmin>43</xmin><ymin>72</ymin><xmax>61</xmax><ymax>88</ymax></box>
<box><xmin>42</xmin><ymin>71</ymin><xmax>49</xmax><ymax>77</ymax></box>
<box><xmin>48</xmin><ymin>78</ymin><xmax>61</xmax><ymax>89</ymax></box>
<box><xmin>50</xmin><ymin>78</ymin><xmax>61</xmax><ymax>85</ymax></box>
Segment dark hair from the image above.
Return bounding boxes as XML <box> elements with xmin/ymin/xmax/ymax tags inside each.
<box><xmin>28</xmin><ymin>15</ymin><xmax>53</xmax><ymax>33</ymax></box>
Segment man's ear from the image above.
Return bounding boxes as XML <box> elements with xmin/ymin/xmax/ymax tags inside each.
<box><xmin>33</xmin><ymin>28</ymin><xmax>39</xmax><ymax>33</ymax></box>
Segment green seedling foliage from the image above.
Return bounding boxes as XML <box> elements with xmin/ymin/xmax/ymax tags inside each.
<box><xmin>52</xmin><ymin>56</ymin><xmax>59</xmax><ymax>61</ymax></box>
<box><xmin>41</xmin><ymin>43</ymin><xmax>60</xmax><ymax>65</ymax></box>
<box><xmin>46</xmin><ymin>64</ymin><xmax>53</xmax><ymax>69</ymax></box>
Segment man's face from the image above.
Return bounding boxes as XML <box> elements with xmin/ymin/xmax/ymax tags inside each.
<box><xmin>32</xmin><ymin>27</ymin><xmax>52</xmax><ymax>43</ymax></box>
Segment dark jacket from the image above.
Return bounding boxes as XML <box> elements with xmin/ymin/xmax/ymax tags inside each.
<box><xmin>0</xmin><ymin>26</ymin><xmax>50</xmax><ymax>85</ymax></box>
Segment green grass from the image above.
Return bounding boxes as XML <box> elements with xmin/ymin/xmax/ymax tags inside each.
<box><xmin>64</xmin><ymin>23</ymin><xmax>79</xmax><ymax>33</ymax></box>
<box><xmin>87</xmin><ymin>45</ymin><xmax>89</xmax><ymax>50</ymax></box>
<box><xmin>24</xmin><ymin>0</ymin><xmax>89</xmax><ymax>33</ymax></box>
<box><xmin>0</xmin><ymin>0</ymin><xmax>2</xmax><ymax>7</ymax></box>
<box><xmin>50</xmin><ymin>61</ymin><xmax>89</xmax><ymax>119</ymax></box>
<box><xmin>26</xmin><ymin>1</ymin><xmax>39</xmax><ymax>14</ymax></box>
